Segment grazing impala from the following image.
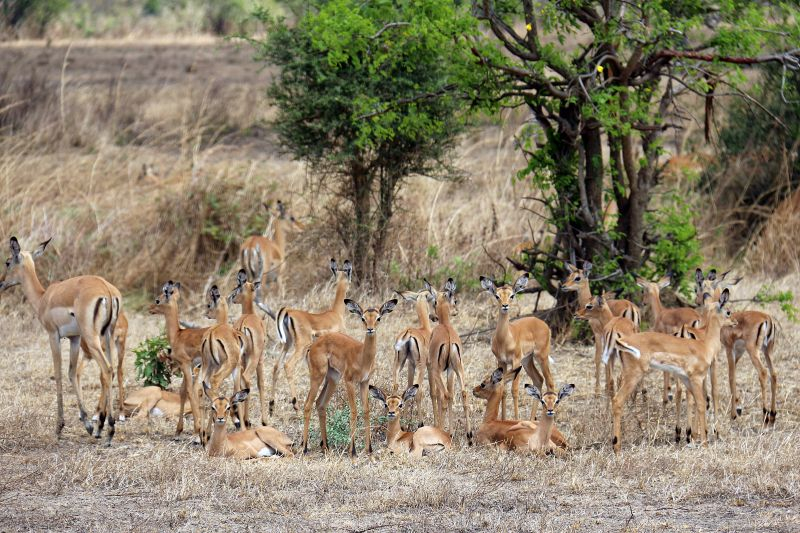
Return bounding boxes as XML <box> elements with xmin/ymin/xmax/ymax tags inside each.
<box><xmin>472</xmin><ymin>367</ymin><xmax>571</xmax><ymax>454</ymax></box>
<box><xmin>229</xmin><ymin>270</ymin><xmax>269</xmax><ymax>429</ymax></box>
<box><xmin>426</xmin><ymin>278</ymin><xmax>473</xmax><ymax>445</ymax></box>
<box><xmin>562</xmin><ymin>262</ymin><xmax>640</xmax><ymax>394</ymax></box>
<box><xmin>392</xmin><ymin>289</ymin><xmax>434</xmax><ymax>421</ymax></box>
<box><xmin>0</xmin><ymin>237</ymin><xmax>122</xmax><ymax>444</ymax></box>
<box><xmin>301</xmin><ymin>298</ymin><xmax>397</xmax><ymax>456</ymax></box>
<box><xmin>610</xmin><ymin>289</ymin><xmax>735</xmax><ymax>453</ymax></box>
<box><xmin>272</xmin><ymin>259</ymin><xmax>352</xmax><ymax>413</ymax></box>
<box><xmin>479</xmin><ymin>274</ymin><xmax>554</xmax><ymax>419</ymax></box>
<box><xmin>203</xmin><ymin>385</ymin><xmax>294</xmax><ymax>459</ymax></box>
<box><xmin>694</xmin><ymin>268</ymin><xmax>777</xmax><ymax>425</ymax></box>
<box><xmin>369</xmin><ymin>384</ymin><xmax>452</xmax><ymax>457</ymax></box>
<box><xmin>240</xmin><ymin>200</ymin><xmax>304</xmax><ymax>299</ymax></box>
<box><xmin>149</xmin><ymin>281</ymin><xmax>207</xmax><ymax>436</ymax></box>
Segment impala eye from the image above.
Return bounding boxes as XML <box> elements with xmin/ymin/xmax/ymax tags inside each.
<box><xmin>495</xmin><ymin>294</ymin><xmax>499</xmax><ymax>300</ymax></box>
<box><xmin>574</xmin><ymin>276</ymin><xmax>581</xmax><ymax>282</ymax></box>
<box><xmin>480</xmin><ymin>383</ymin><xmax>485</xmax><ymax>389</ymax></box>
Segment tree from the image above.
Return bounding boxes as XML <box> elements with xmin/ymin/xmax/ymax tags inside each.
<box><xmin>465</xmin><ymin>0</ymin><xmax>800</xmax><ymax>326</ymax></box>
<box><xmin>250</xmin><ymin>1</ymin><xmax>471</xmax><ymax>285</ymax></box>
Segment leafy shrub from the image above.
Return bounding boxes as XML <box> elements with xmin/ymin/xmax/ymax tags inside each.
<box><xmin>309</xmin><ymin>406</ymin><xmax>387</xmax><ymax>451</ymax></box>
<box><xmin>133</xmin><ymin>334</ymin><xmax>173</xmax><ymax>389</ymax></box>
<box><xmin>755</xmin><ymin>286</ymin><xmax>799</xmax><ymax>323</ymax></box>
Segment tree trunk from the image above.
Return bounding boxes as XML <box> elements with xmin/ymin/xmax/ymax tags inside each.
<box><xmin>349</xmin><ymin>161</ymin><xmax>373</xmax><ymax>285</ymax></box>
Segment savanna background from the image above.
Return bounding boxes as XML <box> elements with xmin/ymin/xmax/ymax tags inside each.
<box><xmin>0</xmin><ymin>1</ymin><xmax>799</xmax><ymax>531</ymax></box>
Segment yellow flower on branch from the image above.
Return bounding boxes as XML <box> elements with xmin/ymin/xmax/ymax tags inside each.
<box><xmin>596</xmin><ymin>65</ymin><xmax>604</xmax><ymax>73</ymax></box>
<box><xmin>525</xmin><ymin>23</ymin><xmax>532</xmax><ymax>31</ymax></box>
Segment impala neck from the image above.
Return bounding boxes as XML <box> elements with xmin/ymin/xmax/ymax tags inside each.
<box><xmin>436</xmin><ymin>300</ymin><xmax>452</xmax><ymax>327</ymax></box>
<box><xmin>386</xmin><ymin>416</ymin><xmax>403</xmax><ymax>444</ymax></box>
<box><xmin>533</xmin><ymin>414</ymin><xmax>555</xmax><ymax>447</ymax></box>
<box><xmin>483</xmin><ymin>387</ymin><xmax>503</xmax><ymax>424</ymax></box>
<box><xmin>496</xmin><ymin>308</ymin><xmax>511</xmax><ymax>339</ymax></box>
<box><xmin>596</xmin><ymin>305</ymin><xmax>614</xmax><ymax>326</ymax></box>
<box><xmin>163</xmin><ymin>305</ymin><xmax>182</xmax><ymax>345</ymax></box>
<box><xmin>332</xmin><ymin>276</ymin><xmax>347</xmax><ymax>315</ymax></box>
<box><xmin>362</xmin><ymin>330</ymin><xmax>378</xmax><ymax>369</ymax></box>
<box><xmin>20</xmin><ymin>260</ymin><xmax>45</xmax><ymax>312</ymax></box>
<box><xmin>273</xmin><ymin>219</ymin><xmax>286</xmax><ymax>256</ymax></box>
<box><xmin>241</xmin><ymin>292</ymin><xmax>256</xmax><ymax>315</ymax></box>
<box><xmin>701</xmin><ymin>308</ymin><xmax>724</xmax><ymax>361</ymax></box>
<box><xmin>416</xmin><ymin>299</ymin><xmax>432</xmax><ymax>332</ymax></box>
<box><xmin>207</xmin><ymin>421</ymin><xmax>227</xmax><ymax>456</ymax></box>
<box><xmin>214</xmin><ymin>302</ymin><xmax>228</xmax><ymax>324</ymax></box>
<box><xmin>645</xmin><ymin>289</ymin><xmax>664</xmax><ymax>324</ymax></box>
<box><xmin>577</xmin><ymin>278</ymin><xmax>592</xmax><ymax>307</ymax></box>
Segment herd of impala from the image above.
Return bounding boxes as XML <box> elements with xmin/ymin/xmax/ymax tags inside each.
<box><xmin>0</xmin><ymin>202</ymin><xmax>780</xmax><ymax>460</ymax></box>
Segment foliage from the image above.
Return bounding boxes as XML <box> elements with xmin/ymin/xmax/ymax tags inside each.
<box><xmin>756</xmin><ymin>286</ymin><xmax>799</xmax><ymax>323</ymax></box>
<box><xmin>133</xmin><ymin>334</ymin><xmax>173</xmax><ymax>389</ymax></box>
<box><xmin>310</xmin><ymin>406</ymin><xmax>387</xmax><ymax>450</ymax></box>
<box><xmin>249</xmin><ymin>0</ymin><xmax>472</xmax><ymax>284</ymax></box>
<box><xmin>1</xmin><ymin>0</ymin><xmax>68</xmax><ymax>35</ymax></box>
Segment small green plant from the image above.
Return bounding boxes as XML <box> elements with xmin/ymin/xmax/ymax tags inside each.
<box><xmin>309</xmin><ymin>406</ymin><xmax>387</xmax><ymax>450</ymax></box>
<box><xmin>133</xmin><ymin>333</ymin><xmax>173</xmax><ymax>389</ymax></box>
<box><xmin>755</xmin><ymin>286</ymin><xmax>799</xmax><ymax>322</ymax></box>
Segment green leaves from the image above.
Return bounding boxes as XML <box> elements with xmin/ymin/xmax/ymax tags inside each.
<box><xmin>133</xmin><ymin>334</ymin><xmax>173</xmax><ymax>389</ymax></box>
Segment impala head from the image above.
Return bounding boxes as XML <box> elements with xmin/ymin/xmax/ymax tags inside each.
<box><xmin>424</xmin><ymin>277</ymin><xmax>459</xmax><ymax>317</ymax></box>
<box><xmin>369</xmin><ymin>384</ymin><xmax>418</xmax><ymax>419</ymax></box>
<box><xmin>330</xmin><ymin>258</ymin><xmax>353</xmax><ymax>284</ymax></box>
<box><xmin>694</xmin><ymin>268</ymin><xmax>742</xmax><ymax>306</ymax></box>
<box><xmin>270</xmin><ymin>199</ymin><xmax>305</xmax><ymax>232</ymax></box>
<box><xmin>636</xmin><ymin>275</ymin><xmax>670</xmax><ymax>301</ymax></box>
<box><xmin>525</xmin><ymin>383</ymin><xmax>575</xmax><ymax>417</ymax></box>
<box><xmin>0</xmin><ymin>236</ymin><xmax>51</xmax><ymax>292</ymax></box>
<box><xmin>701</xmin><ymin>287</ymin><xmax>737</xmax><ymax>327</ymax></box>
<box><xmin>345</xmin><ymin>297</ymin><xmax>397</xmax><ymax>335</ymax></box>
<box><xmin>560</xmin><ymin>261</ymin><xmax>591</xmax><ymax>292</ymax></box>
<box><xmin>574</xmin><ymin>295</ymin><xmax>608</xmax><ymax>321</ymax></box>
<box><xmin>473</xmin><ymin>366</ymin><xmax>522</xmax><ymax>400</ymax></box>
<box><xmin>149</xmin><ymin>280</ymin><xmax>182</xmax><ymax>315</ymax></box>
<box><xmin>205</xmin><ymin>284</ymin><xmax>228</xmax><ymax>320</ymax></box>
<box><xmin>203</xmin><ymin>382</ymin><xmax>249</xmax><ymax>425</ymax></box>
<box><xmin>480</xmin><ymin>274</ymin><xmax>529</xmax><ymax>313</ymax></box>
<box><xmin>229</xmin><ymin>269</ymin><xmax>259</xmax><ymax>306</ymax></box>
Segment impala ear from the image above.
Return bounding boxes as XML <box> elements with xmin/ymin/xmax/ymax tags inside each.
<box><xmin>557</xmin><ymin>383</ymin><xmax>576</xmax><ymax>402</ymax></box>
<box><xmin>719</xmin><ymin>287</ymin><xmax>730</xmax><ymax>307</ymax></box>
<box><xmin>513</xmin><ymin>274</ymin><xmax>529</xmax><ymax>294</ymax></box>
<box><xmin>9</xmin><ymin>237</ymin><xmax>21</xmax><ymax>261</ymax></box>
<box><xmin>583</xmin><ymin>261</ymin><xmax>593</xmax><ymax>277</ymax></box>
<box><xmin>480</xmin><ymin>276</ymin><xmax>495</xmax><ymax>293</ymax></box>
<box><xmin>595</xmin><ymin>295</ymin><xmax>604</xmax><ymax>307</ymax></box>
<box><xmin>635</xmin><ymin>277</ymin><xmax>647</xmax><ymax>288</ymax></box>
<box><xmin>707</xmin><ymin>269</ymin><xmax>717</xmax><ymax>282</ymax></box>
<box><xmin>369</xmin><ymin>385</ymin><xmax>387</xmax><ymax>406</ymax></box>
<box><xmin>209</xmin><ymin>285</ymin><xmax>220</xmax><ymax>305</ymax></box>
<box><xmin>379</xmin><ymin>298</ymin><xmax>397</xmax><ymax>317</ymax></box>
<box><xmin>658</xmin><ymin>276</ymin><xmax>671</xmax><ymax>289</ymax></box>
<box><xmin>402</xmin><ymin>384</ymin><xmax>419</xmax><ymax>402</ymax></box>
<box><xmin>32</xmin><ymin>237</ymin><xmax>52</xmax><ymax>259</ymax></box>
<box><xmin>344</xmin><ymin>299</ymin><xmax>363</xmax><ymax>316</ymax></box>
<box><xmin>342</xmin><ymin>260</ymin><xmax>353</xmax><ymax>280</ymax></box>
<box><xmin>524</xmin><ymin>384</ymin><xmax>542</xmax><ymax>401</ymax></box>
<box><xmin>236</xmin><ymin>269</ymin><xmax>247</xmax><ymax>287</ymax></box>
<box><xmin>173</xmin><ymin>281</ymin><xmax>181</xmax><ymax>291</ymax></box>
<box><xmin>231</xmin><ymin>389</ymin><xmax>250</xmax><ymax>404</ymax></box>
<box><xmin>444</xmin><ymin>277</ymin><xmax>456</xmax><ymax>295</ymax></box>
<box><xmin>202</xmin><ymin>382</ymin><xmax>213</xmax><ymax>400</ymax></box>
<box><xmin>276</xmin><ymin>200</ymin><xmax>286</xmax><ymax>218</ymax></box>
<box><xmin>490</xmin><ymin>367</ymin><xmax>504</xmax><ymax>385</ymax></box>
<box><xmin>695</xmin><ymin>268</ymin><xmax>704</xmax><ymax>287</ymax></box>
<box><xmin>564</xmin><ymin>262</ymin><xmax>577</xmax><ymax>273</ymax></box>
<box><xmin>395</xmin><ymin>290</ymin><xmax>416</xmax><ymax>302</ymax></box>
<box><xmin>253</xmin><ymin>281</ymin><xmax>261</xmax><ymax>291</ymax></box>
<box><xmin>505</xmin><ymin>366</ymin><xmax>522</xmax><ymax>382</ymax></box>
<box><xmin>330</xmin><ymin>258</ymin><xmax>338</xmax><ymax>277</ymax></box>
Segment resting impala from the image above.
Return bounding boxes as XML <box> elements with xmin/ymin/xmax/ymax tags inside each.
<box><xmin>149</xmin><ymin>281</ymin><xmax>207</xmax><ymax>436</ymax></box>
<box><xmin>695</xmin><ymin>268</ymin><xmax>777</xmax><ymax>426</ymax></box>
<box><xmin>562</xmin><ymin>262</ymin><xmax>640</xmax><ymax>394</ymax></box>
<box><xmin>369</xmin><ymin>384</ymin><xmax>452</xmax><ymax>457</ymax></box>
<box><xmin>122</xmin><ymin>386</ymin><xmax>192</xmax><ymax>419</ymax></box>
<box><xmin>480</xmin><ymin>274</ymin><xmax>554</xmax><ymax>420</ymax></box>
<box><xmin>203</xmin><ymin>385</ymin><xmax>294</xmax><ymax>459</ymax></box>
<box><xmin>240</xmin><ymin>200</ymin><xmax>303</xmax><ymax>299</ymax></box>
<box><xmin>301</xmin><ymin>298</ymin><xmax>397</xmax><ymax>456</ymax></box>
<box><xmin>200</xmin><ymin>285</ymin><xmax>244</xmax><ymax>444</ymax></box>
<box><xmin>472</xmin><ymin>367</ymin><xmax>570</xmax><ymax>454</ymax></box>
<box><xmin>272</xmin><ymin>259</ymin><xmax>352</xmax><ymax>413</ymax></box>
<box><xmin>610</xmin><ymin>289</ymin><xmax>735</xmax><ymax>453</ymax></box>
<box><xmin>637</xmin><ymin>276</ymin><xmax>702</xmax><ymax>404</ymax></box>
<box><xmin>392</xmin><ymin>289</ymin><xmax>434</xmax><ymax>421</ymax></box>
<box><xmin>0</xmin><ymin>237</ymin><xmax>122</xmax><ymax>444</ymax></box>
<box><xmin>426</xmin><ymin>278</ymin><xmax>473</xmax><ymax>445</ymax></box>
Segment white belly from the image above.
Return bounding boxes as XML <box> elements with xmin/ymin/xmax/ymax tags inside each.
<box><xmin>650</xmin><ymin>360</ymin><xmax>689</xmax><ymax>385</ymax></box>
<box><xmin>257</xmin><ymin>446</ymin><xmax>277</xmax><ymax>457</ymax></box>
<box><xmin>46</xmin><ymin>307</ymin><xmax>81</xmax><ymax>337</ymax></box>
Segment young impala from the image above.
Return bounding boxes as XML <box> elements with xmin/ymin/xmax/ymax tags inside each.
<box><xmin>0</xmin><ymin>237</ymin><xmax>122</xmax><ymax>445</ymax></box>
<box><xmin>301</xmin><ymin>298</ymin><xmax>397</xmax><ymax>456</ymax></box>
<box><xmin>369</xmin><ymin>384</ymin><xmax>452</xmax><ymax>457</ymax></box>
<box><xmin>480</xmin><ymin>274</ymin><xmax>554</xmax><ymax>419</ymax></box>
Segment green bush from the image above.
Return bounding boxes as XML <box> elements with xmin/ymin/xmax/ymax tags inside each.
<box><xmin>133</xmin><ymin>334</ymin><xmax>173</xmax><ymax>389</ymax></box>
<box><xmin>755</xmin><ymin>286</ymin><xmax>799</xmax><ymax>323</ymax></box>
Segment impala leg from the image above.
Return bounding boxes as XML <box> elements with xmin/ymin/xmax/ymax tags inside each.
<box><xmin>726</xmin><ymin>344</ymin><xmax>740</xmax><ymax>419</ymax></box>
<box><xmin>522</xmin><ymin>354</ymin><xmax>544</xmax><ymax>420</ymax></box>
<box><xmin>499</xmin><ymin>361</ymin><xmax>508</xmax><ymax>421</ymax></box>
<box><xmin>116</xmin><ymin>334</ymin><xmax>126</xmax><ymax>414</ymax></box>
<box><xmin>68</xmin><ymin>338</ymin><xmax>93</xmax><ymax>435</ymax></box>
<box><xmin>674</xmin><ymin>381</ymin><xmax>683</xmax><ymax>443</ymax></box>
<box><xmin>256</xmin><ymin>357</ymin><xmax>267</xmax><ymax>427</ymax></box>
<box><xmin>317</xmin><ymin>376</ymin><xmax>336</xmax><ymax>453</ymax></box>
<box><xmin>103</xmin><ymin>329</ymin><xmax>118</xmax><ymax>445</ymax></box>
<box><xmin>709</xmin><ymin>356</ymin><xmax>718</xmax><ymax>421</ymax></box>
<box><xmin>428</xmin><ymin>365</ymin><xmax>441</xmax><ymax>428</ymax></box>
<box><xmin>745</xmin><ymin>341</ymin><xmax>770</xmax><ymax>427</ymax></box>
<box><xmin>83</xmin><ymin>335</ymin><xmax>114</xmax><ymax>443</ymax></box>
<box><xmin>663</xmin><ymin>372</ymin><xmax>672</xmax><ymax>404</ymax></box>
<box><xmin>593</xmin><ymin>330</ymin><xmax>603</xmax><ymax>395</ymax></box>
<box><xmin>284</xmin><ymin>342</ymin><xmax>308</xmax><ymax>411</ymax></box>
<box><xmin>270</xmin><ymin>346</ymin><xmax>288</xmax><ymax>416</ymax></box>
<box><xmin>239</xmin><ymin>369</ymin><xmax>253</xmax><ymax>430</ymax></box>
<box><xmin>344</xmin><ymin>381</ymin><xmax>359</xmax><ymax>457</ymax></box>
<box><xmin>414</xmin><ymin>359</ymin><xmax>427</xmax><ymax>426</ymax></box>
<box><xmin>764</xmin><ymin>340</ymin><xmax>778</xmax><ymax>425</ymax></box>
<box><xmin>605</xmin><ymin>355</ymin><xmax>616</xmax><ymax>397</ymax></box>
<box><xmin>455</xmin><ymin>367</ymin><xmax>473</xmax><ymax>446</ymax></box>
<box><xmin>406</xmin><ymin>360</ymin><xmax>415</xmax><ymax>429</ymax></box>
<box><xmin>511</xmin><ymin>362</ymin><xmax>521</xmax><ymax>421</ymax></box>
<box><xmin>612</xmin><ymin>364</ymin><xmax>645</xmax><ymax>454</ymax></box>
<box><xmin>689</xmin><ymin>378</ymin><xmax>707</xmax><ymax>446</ymax></box>
<box><xmin>176</xmin><ymin>372</ymin><xmax>187</xmax><ymax>435</ymax></box>
<box><xmin>446</xmin><ymin>372</ymin><xmax>455</xmax><ymax>434</ymax></box>
<box><xmin>392</xmin><ymin>350</ymin><xmax>402</xmax><ymax>393</ymax></box>
<box><xmin>537</xmin><ymin>345</ymin><xmax>555</xmax><ymax>392</ymax></box>
<box><xmin>302</xmin><ymin>371</ymin><xmax>325</xmax><ymax>454</ymax></box>
<box><xmin>360</xmin><ymin>381</ymin><xmax>372</xmax><ymax>454</ymax></box>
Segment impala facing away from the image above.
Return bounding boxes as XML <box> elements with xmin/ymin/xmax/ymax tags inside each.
<box><xmin>122</xmin><ymin>386</ymin><xmax>192</xmax><ymax>419</ymax></box>
<box><xmin>0</xmin><ymin>237</ymin><xmax>122</xmax><ymax>445</ymax></box>
<box><xmin>272</xmin><ymin>259</ymin><xmax>352</xmax><ymax>414</ymax></box>
<box><xmin>480</xmin><ymin>274</ymin><xmax>554</xmax><ymax>420</ymax></box>
<box><xmin>610</xmin><ymin>289</ymin><xmax>735</xmax><ymax>453</ymax></box>
<box><xmin>240</xmin><ymin>200</ymin><xmax>303</xmax><ymax>300</ymax></box>
<box><xmin>392</xmin><ymin>289</ymin><xmax>434</xmax><ymax>421</ymax></box>
<box><xmin>562</xmin><ymin>262</ymin><xmax>640</xmax><ymax>394</ymax></box>
<box><xmin>149</xmin><ymin>281</ymin><xmax>207</xmax><ymax>436</ymax></box>
<box><xmin>426</xmin><ymin>278</ymin><xmax>473</xmax><ymax>445</ymax></box>
<box><xmin>203</xmin><ymin>385</ymin><xmax>294</xmax><ymax>459</ymax></box>
<box><xmin>301</xmin><ymin>298</ymin><xmax>397</xmax><ymax>456</ymax></box>
<box><xmin>369</xmin><ymin>384</ymin><xmax>452</xmax><ymax>457</ymax></box>
<box><xmin>472</xmin><ymin>367</ymin><xmax>570</xmax><ymax>454</ymax></box>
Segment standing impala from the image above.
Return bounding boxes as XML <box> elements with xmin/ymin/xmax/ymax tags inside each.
<box><xmin>426</xmin><ymin>278</ymin><xmax>473</xmax><ymax>445</ymax></box>
<box><xmin>229</xmin><ymin>270</ymin><xmax>268</xmax><ymax>429</ymax></box>
<box><xmin>240</xmin><ymin>200</ymin><xmax>303</xmax><ymax>299</ymax></box>
<box><xmin>392</xmin><ymin>289</ymin><xmax>433</xmax><ymax>421</ymax></box>
<box><xmin>480</xmin><ymin>274</ymin><xmax>554</xmax><ymax>420</ymax></box>
<box><xmin>561</xmin><ymin>262</ymin><xmax>640</xmax><ymax>394</ymax></box>
<box><xmin>148</xmin><ymin>281</ymin><xmax>207</xmax><ymax>436</ymax></box>
<box><xmin>271</xmin><ymin>259</ymin><xmax>352</xmax><ymax>413</ymax></box>
<box><xmin>301</xmin><ymin>298</ymin><xmax>397</xmax><ymax>456</ymax></box>
<box><xmin>0</xmin><ymin>237</ymin><xmax>122</xmax><ymax>445</ymax></box>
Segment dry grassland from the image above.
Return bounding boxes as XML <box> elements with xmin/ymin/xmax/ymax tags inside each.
<box><xmin>0</xmin><ymin>39</ymin><xmax>798</xmax><ymax>532</ymax></box>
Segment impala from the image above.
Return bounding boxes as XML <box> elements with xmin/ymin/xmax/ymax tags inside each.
<box><xmin>426</xmin><ymin>278</ymin><xmax>473</xmax><ymax>445</ymax></box>
<box><xmin>562</xmin><ymin>262</ymin><xmax>640</xmax><ymax>394</ymax></box>
<box><xmin>203</xmin><ymin>385</ymin><xmax>294</xmax><ymax>459</ymax></box>
<box><xmin>240</xmin><ymin>200</ymin><xmax>303</xmax><ymax>299</ymax></box>
<box><xmin>610</xmin><ymin>289</ymin><xmax>735</xmax><ymax>453</ymax></box>
<box><xmin>148</xmin><ymin>281</ymin><xmax>207</xmax><ymax>436</ymax></box>
<box><xmin>122</xmin><ymin>386</ymin><xmax>192</xmax><ymax>419</ymax></box>
<box><xmin>0</xmin><ymin>237</ymin><xmax>122</xmax><ymax>444</ymax></box>
<box><xmin>392</xmin><ymin>289</ymin><xmax>433</xmax><ymax>421</ymax></box>
<box><xmin>369</xmin><ymin>384</ymin><xmax>452</xmax><ymax>457</ymax></box>
<box><xmin>271</xmin><ymin>259</ymin><xmax>352</xmax><ymax>414</ymax></box>
<box><xmin>301</xmin><ymin>298</ymin><xmax>397</xmax><ymax>456</ymax></box>
<box><xmin>480</xmin><ymin>274</ymin><xmax>554</xmax><ymax>420</ymax></box>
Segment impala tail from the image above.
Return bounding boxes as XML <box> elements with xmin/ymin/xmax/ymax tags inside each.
<box><xmin>275</xmin><ymin>308</ymin><xmax>294</xmax><ymax>346</ymax></box>
<box><xmin>757</xmin><ymin>318</ymin><xmax>775</xmax><ymax>352</ymax></box>
<box><xmin>613</xmin><ymin>337</ymin><xmax>641</xmax><ymax>359</ymax></box>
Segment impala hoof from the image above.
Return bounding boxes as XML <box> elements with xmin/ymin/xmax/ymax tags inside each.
<box><xmin>736</xmin><ymin>407</ymin><xmax>742</xmax><ymax>416</ymax></box>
